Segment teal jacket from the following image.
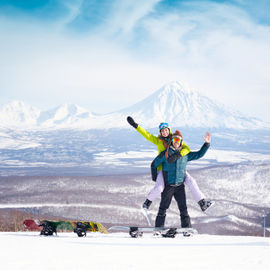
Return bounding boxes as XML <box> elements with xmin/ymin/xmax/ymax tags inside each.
<box><xmin>136</xmin><ymin>125</ymin><xmax>190</xmax><ymax>171</ymax></box>
<box><xmin>151</xmin><ymin>143</ymin><xmax>210</xmax><ymax>185</ymax></box>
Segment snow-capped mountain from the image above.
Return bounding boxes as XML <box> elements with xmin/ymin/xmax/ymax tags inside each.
<box><xmin>0</xmin><ymin>101</ymin><xmax>40</xmax><ymax>128</ymax></box>
<box><xmin>118</xmin><ymin>81</ymin><xmax>268</xmax><ymax>129</ymax></box>
<box><xmin>0</xmin><ymin>102</ymin><xmax>97</xmax><ymax>129</ymax></box>
<box><xmin>37</xmin><ymin>104</ymin><xmax>95</xmax><ymax>128</ymax></box>
<box><xmin>0</xmin><ymin>82</ymin><xmax>269</xmax><ymax>130</ymax></box>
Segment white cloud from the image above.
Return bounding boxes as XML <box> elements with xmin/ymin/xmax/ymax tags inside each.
<box><xmin>0</xmin><ymin>1</ymin><xmax>270</xmax><ymax>122</ymax></box>
<box><xmin>130</xmin><ymin>2</ymin><xmax>270</xmax><ymax>121</ymax></box>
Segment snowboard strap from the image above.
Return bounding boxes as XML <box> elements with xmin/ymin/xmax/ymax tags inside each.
<box><xmin>74</xmin><ymin>222</ymin><xmax>88</xmax><ymax>237</ymax></box>
<box><xmin>39</xmin><ymin>220</ymin><xmax>57</xmax><ymax>236</ymax></box>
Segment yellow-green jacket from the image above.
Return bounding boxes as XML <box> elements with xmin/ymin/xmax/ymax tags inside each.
<box><xmin>136</xmin><ymin>125</ymin><xmax>190</xmax><ymax>171</ymax></box>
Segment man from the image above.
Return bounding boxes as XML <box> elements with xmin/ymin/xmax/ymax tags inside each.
<box><xmin>151</xmin><ymin>130</ymin><xmax>211</xmax><ymax>229</ymax></box>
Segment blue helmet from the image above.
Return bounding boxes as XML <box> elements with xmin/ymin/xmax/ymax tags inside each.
<box><xmin>159</xmin><ymin>122</ymin><xmax>170</xmax><ymax>131</ymax></box>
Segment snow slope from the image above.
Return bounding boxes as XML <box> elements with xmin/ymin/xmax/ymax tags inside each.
<box><xmin>0</xmin><ymin>126</ymin><xmax>269</xmax><ymax>176</ymax></box>
<box><xmin>0</xmin><ymin>232</ymin><xmax>269</xmax><ymax>270</ymax></box>
<box><xmin>1</xmin><ymin>163</ymin><xmax>269</xmax><ymax>236</ymax></box>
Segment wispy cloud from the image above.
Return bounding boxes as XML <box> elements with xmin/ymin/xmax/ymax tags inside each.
<box><xmin>0</xmin><ymin>0</ymin><xmax>270</xmax><ymax>121</ymax></box>
<box><xmin>106</xmin><ymin>0</ymin><xmax>161</xmax><ymax>35</ymax></box>
<box><xmin>55</xmin><ymin>0</ymin><xmax>84</xmax><ymax>31</ymax></box>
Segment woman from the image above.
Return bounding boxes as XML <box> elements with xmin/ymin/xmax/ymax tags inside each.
<box><xmin>127</xmin><ymin>116</ymin><xmax>213</xmax><ymax>212</ymax></box>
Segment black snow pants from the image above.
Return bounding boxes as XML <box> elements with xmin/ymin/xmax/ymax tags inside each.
<box><xmin>155</xmin><ymin>184</ymin><xmax>191</xmax><ymax>228</ymax></box>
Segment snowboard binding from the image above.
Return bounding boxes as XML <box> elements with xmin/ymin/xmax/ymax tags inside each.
<box><xmin>39</xmin><ymin>220</ymin><xmax>57</xmax><ymax>236</ymax></box>
<box><xmin>129</xmin><ymin>227</ymin><xmax>143</xmax><ymax>238</ymax></box>
<box><xmin>162</xmin><ymin>228</ymin><xmax>177</xmax><ymax>238</ymax></box>
<box><xmin>74</xmin><ymin>222</ymin><xmax>88</xmax><ymax>237</ymax></box>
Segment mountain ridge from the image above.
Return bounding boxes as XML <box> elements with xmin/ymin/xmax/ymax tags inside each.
<box><xmin>0</xmin><ymin>82</ymin><xmax>269</xmax><ymax>130</ymax></box>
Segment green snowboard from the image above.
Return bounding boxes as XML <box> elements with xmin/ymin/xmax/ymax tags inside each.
<box><xmin>23</xmin><ymin>219</ymin><xmax>108</xmax><ymax>237</ymax></box>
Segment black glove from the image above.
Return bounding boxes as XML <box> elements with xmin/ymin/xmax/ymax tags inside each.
<box><xmin>127</xmin><ymin>116</ymin><xmax>138</xmax><ymax>129</ymax></box>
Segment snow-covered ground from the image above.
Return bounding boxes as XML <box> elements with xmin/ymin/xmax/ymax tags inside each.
<box><xmin>1</xmin><ymin>115</ymin><xmax>269</xmax><ymax>176</ymax></box>
<box><xmin>0</xmin><ymin>162</ymin><xmax>269</xmax><ymax>236</ymax></box>
<box><xmin>93</xmin><ymin>148</ymin><xmax>270</xmax><ymax>169</ymax></box>
<box><xmin>0</xmin><ymin>232</ymin><xmax>269</xmax><ymax>270</ymax></box>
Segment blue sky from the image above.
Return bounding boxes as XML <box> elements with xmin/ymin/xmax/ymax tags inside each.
<box><xmin>0</xmin><ymin>0</ymin><xmax>270</xmax><ymax>122</ymax></box>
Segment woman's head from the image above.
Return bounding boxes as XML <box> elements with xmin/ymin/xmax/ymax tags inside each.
<box><xmin>159</xmin><ymin>122</ymin><xmax>170</xmax><ymax>138</ymax></box>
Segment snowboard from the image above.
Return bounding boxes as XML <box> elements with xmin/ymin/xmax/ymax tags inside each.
<box><xmin>108</xmin><ymin>225</ymin><xmax>197</xmax><ymax>238</ymax></box>
<box><xmin>23</xmin><ymin>219</ymin><xmax>108</xmax><ymax>237</ymax></box>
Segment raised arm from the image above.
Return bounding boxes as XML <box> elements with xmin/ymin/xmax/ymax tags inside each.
<box><xmin>187</xmin><ymin>132</ymin><xmax>211</xmax><ymax>162</ymax></box>
<box><xmin>127</xmin><ymin>116</ymin><xmax>160</xmax><ymax>145</ymax></box>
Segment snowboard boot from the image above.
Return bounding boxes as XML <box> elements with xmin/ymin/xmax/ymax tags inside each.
<box><xmin>198</xmin><ymin>199</ymin><xmax>214</xmax><ymax>212</ymax></box>
<box><xmin>142</xmin><ymin>199</ymin><xmax>152</xmax><ymax>210</ymax></box>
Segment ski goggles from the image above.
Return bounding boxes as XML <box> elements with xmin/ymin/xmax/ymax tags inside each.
<box><xmin>159</xmin><ymin>122</ymin><xmax>169</xmax><ymax>131</ymax></box>
<box><xmin>172</xmin><ymin>136</ymin><xmax>182</xmax><ymax>144</ymax></box>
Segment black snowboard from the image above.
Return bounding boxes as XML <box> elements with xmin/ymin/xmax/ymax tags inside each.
<box><xmin>108</xmin><ymin>226</ymin><xmax>197</xmax><ymax>238</ymax></box>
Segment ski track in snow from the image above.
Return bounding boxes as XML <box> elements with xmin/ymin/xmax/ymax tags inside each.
<box><xmin>0</xmin><ymin>232</ymin><xmax>269</xmax><ymax>270</ymax></box>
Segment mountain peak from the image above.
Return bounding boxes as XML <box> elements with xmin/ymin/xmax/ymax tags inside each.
<box><xmin>0</xmin><ymin>100</ymin><xmax>40</xmax><ymax>127</ymax></box>
<box><xmin>119</xmin><ymin>81</ymin><xmax>269</xmax><ymax>129</ymax></box>
<box><xmin>158</xmin><ymin>81</ymin><xmax>193</xmax><ymax>95</ymax></box>
<box><xmin>54</xmin><ymin>103</ymin><xmax>89</xmax><ymax>116</ymax></box>
<box><xmin>2</xmin><ymin>100</ymin><xmax>38</xmax><ymax>111</ymax></box>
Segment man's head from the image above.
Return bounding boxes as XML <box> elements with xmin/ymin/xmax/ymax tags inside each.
<box><xmin>172</xmin><ymin>130</ymin><xmax>183</xmax><ymax>149</ymax></box>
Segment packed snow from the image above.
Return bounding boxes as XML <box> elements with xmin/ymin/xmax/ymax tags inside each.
<box><xmin>0</xmin><ymin>232</ymin><xmax>269</xmax><ymax>270</ymax></box>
